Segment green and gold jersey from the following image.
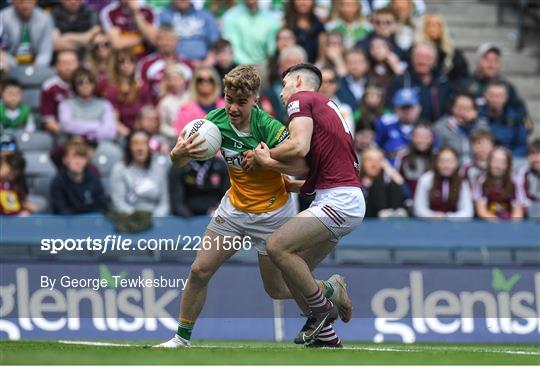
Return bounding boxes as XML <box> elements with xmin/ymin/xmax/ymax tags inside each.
<box><xmin>206</xmin><ymin>107</ymin><xmax>289</xmax><ymax>214</ymax></box>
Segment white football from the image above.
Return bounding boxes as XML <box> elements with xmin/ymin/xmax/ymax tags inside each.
<box><xmin>183</xmin><ymin>118</ymin><xmax>222</xmax><ymax>160</ymax></box>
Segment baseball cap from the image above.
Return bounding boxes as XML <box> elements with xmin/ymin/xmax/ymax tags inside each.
<box><xmin>393</xmin><ymin>88</ymin><xmax>419</xmax><ymax>107</ymax></box>
<box><xmin>477</xmin><ymin>43</ymin><xmax>501</xmax><ymax>58</ymax></box>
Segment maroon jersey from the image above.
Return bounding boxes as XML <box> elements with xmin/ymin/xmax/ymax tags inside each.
<box><xmin>473</xmin><ymin>175</ymin><xmax>518</xmax><ymax>219</ymax></box>
<box><xmin>429</xmin><ymin>178</ymin><xmax>458</xmax><ymax>213</ymax></box>
<box><xmin>40</xmin><ymin>76</ymin><xmax>71</xmax><ymax>121</ymax></box>
<box><xmin>286</xmin><ymin>91</ymin><xmax>361</xmax><ymax>195</ymax></box>
<box><xmin>394</xmin><ymin>150</ymin><xmax>430</xmax><ymax>194</ymax></box>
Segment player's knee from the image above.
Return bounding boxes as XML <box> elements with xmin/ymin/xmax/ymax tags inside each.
<box><xmin>188</xmin><ymin>263</ymin><xmax>214</xmax><ymax>284</ymax></box>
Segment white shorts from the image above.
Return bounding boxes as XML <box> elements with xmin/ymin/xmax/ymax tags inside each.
<box><xmin>306</xmin><ymin>186</ymin><xmax>366</xmax><ymax>242</ymax></box>
<box><xmin>206</xmin><ymin>193</ymin><xmax>298</xmax><ymax>255</ymax></box>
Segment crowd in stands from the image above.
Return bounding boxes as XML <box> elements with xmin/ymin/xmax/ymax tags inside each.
<box><xmin>0</xmin><ymin>0</ymin><xmax>537</xmax><ymax>221</ymax></box>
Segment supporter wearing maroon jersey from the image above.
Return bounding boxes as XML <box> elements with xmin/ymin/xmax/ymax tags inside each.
<box><xmin>100</xmin><ymin>0</ymin><xmax>156</xmax><ymax>57</ymax></box>
<box><xmin>414</xmin><ymin>147</ymin><xmax>473</xmax><ymax>218</ymax></box>
<box><xmin>461</xmin><ymin>129</ymin><xmax>495</xmax><ymax>189</ymax></box>
<box><xmin>516</xmin><ymin>139</ymin><xmax>540</xmax><ymax>218</ymax></box>
<box><xmin>473</xmin><ymin>146</ymin><xmax>524</xmax><ymax>220</ymax></box>
<box><xmin>40</xmin><ymin>50</ymin><xmax>79</xmax><ymax>135</ymax></box>
<box><xmin>253</xmin><ymin>63</ymin><xmax>365</xmax><ymax>348</ymax></box>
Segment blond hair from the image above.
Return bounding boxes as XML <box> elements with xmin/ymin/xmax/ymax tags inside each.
<box><xmin>417</xmin><ymin>13</ymin><xmax>454</xmax><ymax>72</ymax></box>
<box><xmin>188</xmin><ymin>66</ymin><xmax>222</xmax><ymax>102</ymax></box>
<box><xmin>223</xmin><ymin>65</ymin><xmax>261</xmax><ymax>97</ymax></box>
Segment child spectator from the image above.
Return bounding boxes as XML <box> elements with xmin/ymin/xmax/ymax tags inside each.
<box><xmin>395</xmin><ymin>123</ymin><xmax>435</xmax><ymax>195</ymax></box>
<box><xmin>40</xmin><ymin>49</ymin><xmax>79</xmax><ymax>135</ymax></box>
<box><xmin>326</xmin><ymin>0</ymin><xmax>370</xmax><ymax>49</ymax></box>
<box><xmin>479</xmin><ymin>80</ymin><xmax>529</xmax><ymax>157</ymax></box>
<box><xmin>360</xmin><ymin>146</ymin><xmax>409</xmax><ymax>218</ymax></box>
<box><xmin>516</xmin><ymin>139</ymin><xmax>540</xmax><ymax>219</ymax></box>
<box><xmin>462</xmin><ymin>130</ymin><xmax>495</xmax><ymax>189</ymax></box>
<box><xmin>169</xmin><ymin>157</ymin><xmax>229</xmax><ymax>217</ymax></box>
<box><xmin>50</xmin><ymin>138</ymin><xmax>108</xmax><ymax>214</ymax></box>
<box><xmin>0</xmin><ymin>78</ymin><xmax>35</xmax><ymax>133</ymax></box>
<box><xmin>58</xmin><ymin>67</ymin><xmax>116</xmax><ymax>143</ymax></box>
<box><xmin>135</xmin><ymin>106</ymin><xmax>171</xmax><ymax>155</ymax></box>
<box><xmin>414</xmin><ymin>147</ymin><xmax>473</xmax><ymax>218</ymax></box>
<box><xmin>356</xmin><ymin>82</ymin><xmax>386</xmax><ymax>130</ymax></box>
<box><xmin>157</xmin><ymin>63</ymin><xmax>189</xmax><ymax>140</ymax></box>
<box><xmin>110</xmin><ymin>130</ymin><xmax>169</xmax><ymax>216</ymax></box>
<box><xmin>84</xmin><ymin>31</ymin><xmax>113</xmax><ymax>86</ymax></box>
<box><xmin>434</xmin><ymin>92</ymin><xmax>489</xmax><ymax>164</ymax></box>
<box><xmin>474</xmin><ymin>146</ymin><xmax>524</xmax><ymax>220</ymax></box>
<box><xmin>0</xmin><ymin>143</ymin><xmax>35</xmax><ymax>216</ymax></box>
<box><xmin>367</xmin><ymin>35</ymin><xmax>404</xmax><ymax>90</ymax></box>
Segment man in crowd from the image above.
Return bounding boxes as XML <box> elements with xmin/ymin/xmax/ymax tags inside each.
<box><xmin>336</xmin><ymin>48</ymin><xmax>370</xmax><ymax>113</ymax></box>
<box><xmin>52</xmin><ymin>0</ymin><xmax>101</xmax><ymax>53</ymax></box>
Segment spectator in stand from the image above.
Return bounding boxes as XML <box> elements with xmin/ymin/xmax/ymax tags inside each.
<box><xmin>315</xmin><ymin>31</ymin><xmax>347</xmax><ymax>77</ymax></box>
<box><xmin>159</xmin><ymin>0</ymin><xmax>219</xmax><ymax>62</ymax></box>
<box><xmin>326</xmin><ymin>0</ymin><xmax>370</xmax><ymax>49</ymax></box>
<box><xmin>357</xmin><ymin>7</ymin><xmax>405</xmax><ymax>61</ymax></box>
<box><xmin>376</xmin><ymin>88</ymin><xmax>422</xmax><ymax>163</ymax></box>
<box><xmin>367</xmin><ymin>35</ymin><xmax>404</xmax><ymax>90</ymax></box>
<box><xmin>136</xmin><ymin>25</ymin><xmax>193</xmax><ymax>103</ymax></box>
<box><xmin>284</xmin><ymin>0</ymin><xmax>326</xmax><ymax>63</ymax></box>
<box><xmin>463</xmin><ymin>43</ymin><xmax>526</xmax><ymax>113</ymax></box>
<box><xmin>478</xmin><ymin>80</ymin><xmax>529</xmax><ymax>157</ymax></box>
<box><xmin>354</xmin><ymin>123</ymin><xmax>376</xmax><ymax>163</ymax></box>
<box><xmin>175</xmin><ymin>66</ymin><xmax>225</xmax><ymax>133</ymax></box>
<box><xmin>157</xmin><ymin>63</ymin><xmax>189</xmax><ymax>140</ymax></box>
<box><xmin>208</xmin><ymin>38</ymin><xmax>238</xmax><ymax>82</ymax></box>
<box><xmin>267</xmin><ymin>28</ymin><xmax>297</xmax><ymax>87</ymax></box>
<box><xmin>52</xmin><ymin>0</ymin><xmax>100</xmax><ymax>54</ymax></box>
<box><xmin>169</xmin><ymin>157</ymin><xmax>229</xmax><ymax>217</ymax></box>
<box><xmin>360</xmin><ymin>146</ymin><xmax>409</xmax><ymax>218</ymax></box>
<box><xmin>387</xmin><ymin>0</ymin><xmax>423</xmax><ymax>51</ymax></box>
<box><xmin>40</xmin><ymin>49</ymin><xmax>79</xmax><ymax>136</ymax></box>
<box><xmin>336</xmin><ymin>48</ymin><xmax>370</xmax><ymax>113</ymax></box>
<box><xmin>101</xmin><ymin>49</ymin><xmax>152</xmax><ymax>135</ymax></box>
<box><xmin>84</xmin><ymin>31</ymin><xmax>113</xmax><ymax>86</ymax></box>
<box><xmin>434</xmin><ymin>92</ymin><xmax>489</xmax><ymax>165</ymax></box>
<box><xmin>110</xmin><ymin>129</ymin><xmax>169</xmax><ymax>216</ymax></box>
<box><xmin>135</xmin><ymin>106</ymin><xmax>171</xmax><ymax>155</ymax></box>
<box><xmin>0</xmin><ymin>78</ymin><xmax>35</xmax><ymax>133</ymax></box>
<box><xmin>387</xmin><ymin>42</ymin><xmax>452</xmax><ymax>122</ymax></box>
<box><xmin>319</xmin><ymin>66</ymin><xmax>354</xmax><ymax>133</ymax></box>
<box><xmin>0</xmin><ymin>0</ymin><xmax>53</xmax><ymax>67</ymax></box>
<box><xmin>0</xmin><ymin>145</ymin><xmax>35</xmax><ymax>216</ymax></box>
<box><xmin>394</xmin><ymin>123</ymin><xmax>435</xmax><ymax>195</ymax></box>
<box><xmin>356</xmin><ymin>82</ymin><xmax>387</xmax><ymax>130</ymax></box>
<box><xmin>474</xmin><ymin>147</ymin><xmax>524</xmax><ymax>220</ymax></box>
<box><xmin>417</xmin><ymin>13</ymin><xmax>468</xmax><ymax>84</ymax></box>
<box><xmin>58</xmin><ymin>67</ymin><xmax>116</xmax><ymax>143</ymax></box>
<box><xmin>50</xmin><ymin>138</ymin><xmax>108</xmax><ymax>214</ymax></box>
<box><xmin>462</xmin><ymin>129</ymin><xmax>495</xmax><ymax>189</ymax></box>
<box><xmin>221</xmin><ymin>0</ymin><xmax>279</xmax><ymax>86</ymax></box>
<box><xmin>516</xmin><ymin>139</ymin><xmax>540</xmax><ymax>219</ymax></box>
<box><xmin>100</xmin><ymin>0</ymin><xmax>157</xmax><ymax>58</ymax></box>
<box><xmin>414</xmin><ymin>146</ymin><xmax>473</xmax><ymax>218</ymax></box>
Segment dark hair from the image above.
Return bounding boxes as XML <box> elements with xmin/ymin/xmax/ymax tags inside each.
<box><xmin>372</xmin><ymin>7</ymin><xmax>397</xmax><ymax>19</ymax></box>
<box><xmin>449</xmin><ymin>91</ymin><xmax>477</xmax><ymax>111</ymax></box>
<box><xmin>2</xmin><ymin>78</ymin><xmax>22</xmax><ymax>90</ymax></box>
<box><xmin>158</xmin><ymin>24</ymin><xmax>176</xmax><ymax>34</ymax></box>
<box><xmin>403</xmin><ymin>122</ymin><xmax>435</xmax><ymax>171</ymax></box>
<box><xmin>71</xmin><ymin>67</ymin><xmax>96</xmax><ymax>94</ymax></box>
<box><xmin>124</xmin><ymin>129</ymin><xmax>152</xmax><ymax>169</ymax></box>
<box><xmin>429</xmin><ymin>146</ymin><xmax>462</xmax><ymax>210</ymax></box>
<box><xmin>483</xmin><ymin>146</ymin><xmax>514</xmax><ymax>200</ymax></box>
<box><xmin>212</xmin><ymin>38</ymin><xmax>232</xmax><ymax>53</ymax></box>
<box><xmin>281</xmin><ymin>63</ymin><xmax>322</xmax><ymax>90</ymax></box>
<box><xmin>470</xmin><ymin>129</ymin><xmax>495</xmax><ymax>144</ymax></box>
<box><xmin>528</xmin><ymin>138</ymin><xmax>540</xmax><ymax>155</ymax></box>
<box><xmin>285</xmin><ymin>0</ymin><xmax>317</xmax><ymax>30</ymax></box>
<box><xmin>54</xmin><ymin>49</ymin><xmax>79</xmax><ymax>65</ymax></box>
<box><xmin>485</xmin><ymin>79</ymin><xmax>508</xmax><ymax>93</ymax></box>
<box><xmin>2</xmin><ymin>151</ymin><xmax>28</xmax><ymax>196</ymax></box>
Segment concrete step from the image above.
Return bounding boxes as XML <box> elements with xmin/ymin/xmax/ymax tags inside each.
<box><xmin>426</xmin><ymin>1</ymin><xmax>498</xmax><ymax>26</ymax></box>
<box><xmin>507</xmin><ymin>75</ymin><xmax>540</xmax><ymax>100</ymax></box>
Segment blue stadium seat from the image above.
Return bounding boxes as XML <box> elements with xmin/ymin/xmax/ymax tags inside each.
<box><xmin>9</xmin><ymin>65</ymin><xmax>55</xmax><ymax>89</ymax></box>
<box><xmin>91</xmin><ymin>142</ymin><xmax>123</xmax><ymax>176</ymax></box>
<box><xmin>14</xmin><ymin>130</ymin><xmax>53</xmax><ymax>152</ymax></box>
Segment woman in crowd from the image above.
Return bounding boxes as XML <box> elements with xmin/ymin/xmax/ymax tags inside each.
<box><xmin>85</xmin><ymin>31</ymin><xmax>113</xmax><ymax>86</ymax></box>
<box><xmin>174</xmin><ymin>66</ymin><xmax>224</xmax><ymax>133</ymax></box>
<box><xmin>367</xmin><ymin>36</ymin><xmax>404</xmax><ymax>90</ymax></box>
<box><xmin>395</xmin><ymin>123</ymin><xmax>435</xmax><ymax>195</ymax></box>
<box><xmin>355</xmin><ymin>82</ymin><xmax>386</xmax><ymax>130</ymax></box>
<box><xmin>157</xmin><ymin>63</ymin><xmax>189</xmax><ymax>140</ymax></box>
<box><xmin>267</xmin><ymin>27</ymin><xmax>297</xmax><ymax>86</ymax></box>
<box><xmin>100</xmin><ymin>49</ymin><xmax>152</xmax><ymax>135</ymax></box>
<box><xmin>416</xmin><ymin>13</ymin><xmax>468</xmax><ymax>83</ymax></box>
<box><xmin>315</xmin><ymin>31</ymin><xmax>347</xmax><ymax>77</ymax></box>
<box><xmin>284</xmin><ymin>0</ymin><xmax>326</xmax><ymax>63</ymax></box>
<box><xmin>135</xmin><ymin>106</ymin><xmax>171</xmax><ymax>155</ymax></box>
<box><xmin>110</xmin><ymin>129</ymin><xmax>169</xmax><ymax>216</ymax></box>
<box><xmin>414</xmin><ymin>147</ymin><xmax>473</xmax><ymax>218</ymax></box>
<box><xmin>360</xmin><ymin>146</ymin><xmax>409</xmax><ymax>218</ymax></box>
<box><xmin>326</xmin><ymin>0</ymin><xmax>370</xmax><ymax>49</ymax></box>
<box><xmin>58</xmin><ymin>67</ymin><xmax>116</xmax><ymax>142</ymax></box>
<box><xmin>474</xmin><ymin>147</ymin><xmax>524</xmax><ymax>220</ymax></box>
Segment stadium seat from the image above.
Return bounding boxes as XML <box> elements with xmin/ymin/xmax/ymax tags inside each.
<box><xmin>23</xmin><ymin>151</ymin><xmax>56</xmax><ymax>177</ymax></box>
<box><xmin>29</xmin><ymin>176</ymin><xmax>54</xmax><ymax>198</ymax></box>
<box><xmin>91</xmin><ymin>142</ymin><xmax>123</xmax><ymax>176</ymax></box>
<box><xmin>9</xmin><ymin>65</ymin><xmax>55</xmax><ymax>89</ymax></box>
<box><xmin>14</xmin><ymin>130</ymin><xmax>53</xmax><ymax>152</ymax></box>
<box><xmin>27</xmin><ymin>193</ymin><xmax>49</xmax><ymax>213</ymax></box>
<box><xmin>22</xmin><ymin>88</ymin><xmax>41</xmax><ymax>113</ymax></box>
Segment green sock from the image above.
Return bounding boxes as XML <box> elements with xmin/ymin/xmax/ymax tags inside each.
<box><xmin>322</xmin><ymin>280</ymin><xmax>334</xmax><ymax>298</ymax></box>
<box><xmin>176</xmin><ymin>318</ymin><xmax>194</xmax><ymax>341</ymax></box>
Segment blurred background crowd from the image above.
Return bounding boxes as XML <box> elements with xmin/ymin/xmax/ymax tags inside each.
<box><xmin>0</xmin><ymin>0</ymin><xmax>538</xmax><ymax>221</ymax></box>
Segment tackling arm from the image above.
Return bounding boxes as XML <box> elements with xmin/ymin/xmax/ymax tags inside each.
<box><xmin>268</xmin><ymin>116</ymin><xmax>313</xmax><ymax>161</ymax></box>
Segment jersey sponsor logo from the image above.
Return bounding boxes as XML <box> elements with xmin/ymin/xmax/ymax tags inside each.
<box><xmin>287</xmin><ymin>100</ymin><xmax>300</xmax><ymax>117</ymax></box>
<box><xmin>275</xmin><ymin>126</ymin><xmax>289</xmax><ymax>145</ymax></box>
<box><xmin>221</xmin><ymin>147</ymin><xmax>244</xmax><ymax>169</ymax></box>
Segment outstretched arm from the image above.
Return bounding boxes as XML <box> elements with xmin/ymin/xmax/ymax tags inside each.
<box><xmin>253</xmin><ymin>143</ymin><xmax>309</xmax><ymax>176</ymax></box>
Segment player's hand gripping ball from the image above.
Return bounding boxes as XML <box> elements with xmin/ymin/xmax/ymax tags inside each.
<box><xmin>183</xmin><ymin>119</ymin><xmax>222</xmax><ymax>160</ymax></box>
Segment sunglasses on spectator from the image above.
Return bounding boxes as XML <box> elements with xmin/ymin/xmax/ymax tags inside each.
<box><xmin>196</xmin><ymin>77</ymin><xmax>215</xmax><ymax>84</ymax></box>
<box><xmin>75</xmin><ymin>79</ymin><xmax>94</xmax><ymax>86</ymax></box>
<box><xmin>375</xmin><ymin>19</ymin><xmax>394</xmax><ymax>26</ymax></box>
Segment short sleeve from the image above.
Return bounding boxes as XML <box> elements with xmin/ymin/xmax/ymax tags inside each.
<box><xmin>286</xmin><ymin>92</ymin><xmax>313</xmax><ymax>120</ymax></box>
<box><xmin>260</xmin><ymin>112</ymin><xmax>289</xmax><ymax>148</ymax></box>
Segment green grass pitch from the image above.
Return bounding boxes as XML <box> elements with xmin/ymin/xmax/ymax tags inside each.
<box><xmin>1</xmin><ymin>340</ymin><xmax>539</xmax><ymax>365</ymax></box>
